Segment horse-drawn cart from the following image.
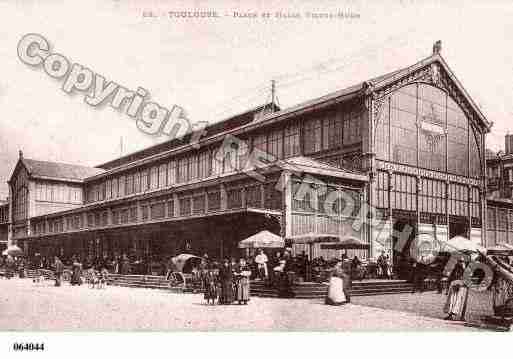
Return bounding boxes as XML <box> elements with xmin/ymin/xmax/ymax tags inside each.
<box><xmin>167</xmin><ymin>254</ymin><xmax>204</xmax><ymax>290</ymax></box>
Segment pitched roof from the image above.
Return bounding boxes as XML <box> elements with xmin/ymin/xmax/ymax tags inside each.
<box><xmin>88</xmin><ymin>50</ymin><xmax>491</xmax><ymax>178</ymax></box>
<box><xmin>22</xmin><ymin>158</ymin><xmax>105</xmax><ymax>182</ymax></box>
<box><xmin>367</xmin><ymin>53</ymin><xmax>492</xmax><ymax>131</ymax></box>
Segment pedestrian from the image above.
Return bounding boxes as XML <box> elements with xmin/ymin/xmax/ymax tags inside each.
<box><xmin>54</xmin><ymin>256</ymin><xmax>64</xmax><ymax>287</ymax></box>
<box><xmin>444</xmin><ymin>258</ymin><xmax>469</xmax><ymax>321</ymax></box>
<box><xmin>411</xmin><ymin>261</ymin><xmax>425</xmax><ymax>293</ymax></box>
<box><xmin>218</xmin><ymin>258</ymin><xmax>234</xmax><ymax>305</ymax></box>
<box><xmin>5</xmin><ymin>255</ymin><xmax>15</xmax><ymax>279</ymax></box>
<box><xmin>254</xmin><ymin>249</ymin><xmax>268</xmax><ymax>281</ymax></box>
<box><xmin>17</xmin><ymin>257</ymin><xmax>26</xmax><ymax>278</ymax></box>
<box><xmin>120</xmin><ymin>254</ymin><xmax>130</xmax><ymax>275</ymax></box>
<box><xmin>277</xmin><ymin>250</ymin><xmax>294</xmax><ymax>298</ymax></box>
<box><xmin>70</xmin><ymin>255</ymin><xmax>82</xmax><ymax>286</ymax></box>
<box><xmin>325</xmin><ymin>261</ymin><xmax>347</xmax><ymax>305</ymax></box>
<box><xmin>234</xmin><ymin>258</ymin><xmax>251</xmax><ymax>305</ymax></box>
<box><xmin>377</xmin><ymin>251</ymin><xmax>389</xmax><ymax>279</ymax></box>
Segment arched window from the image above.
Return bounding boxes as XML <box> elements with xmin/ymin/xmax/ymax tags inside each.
<box><xmin>375</xmin><ymin>83</ymin><xmax>482</xmax><ymax>178</ymax></box>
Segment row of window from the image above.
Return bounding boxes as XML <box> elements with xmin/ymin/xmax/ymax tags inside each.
<box><xmin>487</xmin><ymin>206</ymin><xmax>513</xmax><ymax>231</ymax></box>
<box><xmin>84</xmin><ymin>106</ymin><xmax>362</xmax><ymax>205</ymax></box>
<box><xmin>35</xmin><ymin>181</ymin><xmax>83</xmax><ymax>204</ymax></box>
<box><xmin>303</xmin><ymin>110</ymin><xmax>361</xmax><ymax>154</ymax></box>
<box><xmin>12</xmin><ymin>170</ymin><xmax>28</xmax><ymax>222</ymax></box>
<box><xmin>0</xmin><ymin>205</ymin><xmax>8</xmax><ymax>223</ymax></box>
<box><xmin>376</xmin><ymin>171</ymin><xmax>481</xmax><ymax>218</ymax></box>
<box><xmin>33</xmin><ymin>182</ymin><xmax>282</xmax><ymax>235</ymax></box>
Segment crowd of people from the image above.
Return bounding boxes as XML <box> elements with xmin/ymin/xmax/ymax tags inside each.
<box><xmin>6</xmin><ymin>246</ymin><xmax>510</xmax><ymax>321</ymax></box>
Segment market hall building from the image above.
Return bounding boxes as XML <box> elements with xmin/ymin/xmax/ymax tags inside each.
<box><xmin>4</xmin><ymin>42</ymin><xmax>491</xmax><ymax>268</ymax></box>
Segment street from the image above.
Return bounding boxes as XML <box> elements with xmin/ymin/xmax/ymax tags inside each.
<box><xmin>0</xmin><ymin>279</ymin><xmax>484</xmax><ymax>331</ymax></box>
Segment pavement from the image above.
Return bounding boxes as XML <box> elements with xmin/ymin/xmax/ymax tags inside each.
<box><xmin>353</xmin><ymin>289</ymin><xmax>495</xmax><ymax>325</ymax></box>
<box><xmin>0</xmin><ymin>279</ymin><xmax>488</xmax><ymax>331</ymax></box>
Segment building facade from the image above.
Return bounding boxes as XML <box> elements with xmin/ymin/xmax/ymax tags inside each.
<box><xmin>5</xmin><ymin>42</ymin><xmax>491</xmax><ymax>269</ymax></box>
<box><xmin>487</xmin><ymin>134</ymin><xmax>513</xmax><ymax>199</ymax></box>
<box><xmin>484</xmin><ymin>135</ymin><xmax>513</xmax><ymax>246</ymax></box>
<box><xmin>0</xmin><ymin>200</ymin><xmax>8</xmax><ymax>252</ymax></box>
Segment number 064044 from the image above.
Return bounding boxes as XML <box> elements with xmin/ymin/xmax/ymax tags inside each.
<box><xmin>12</xmin><ymin>343</ymin><xmax>45</xmax><ymax>351</ymax></box>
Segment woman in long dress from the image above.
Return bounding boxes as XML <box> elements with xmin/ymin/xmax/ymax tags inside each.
<box><xmin>444</xmin><ymin>259</ymin><xmax>469</xmax><ymax>321</ymax></box>
<box><xmin>218</xmin><ymin>259</ymin><xmax>234</xmax><ymax>305</ymax></box>
<box><xmin>235</xmin><ymin>258</ymin><xmax>251</xmax><ymax>305</ymax></box>
<box><xmin>70</xmin><ymin>256</ymin><xmax>82</xmax><ymax>286</ymax></box>
<box><xmin>325</xmin><ymin>261</ymin><xmax>348</xmax><ymax>306</ymax></box>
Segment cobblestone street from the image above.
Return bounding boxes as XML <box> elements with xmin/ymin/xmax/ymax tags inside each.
<box><xmin>353</xmin><ymin>289</ymin><xmax>494</xmax><ymax>325</ymax></box>
<box><xmin>0</xmin><ymin>279</ymin><xmax>485</xmax><ymax>331</ymax></box>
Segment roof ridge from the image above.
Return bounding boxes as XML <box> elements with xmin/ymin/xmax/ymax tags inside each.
<box><xmin>23</xmin><ymin>157</ymin><xmax>100</xmax><ymax>169</ymax></box>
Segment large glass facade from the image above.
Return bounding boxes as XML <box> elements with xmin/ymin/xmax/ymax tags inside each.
<box><xmin>376</xmin><ymin>83</ymin><xmax>482</xmax><ymax>178</ymax></box>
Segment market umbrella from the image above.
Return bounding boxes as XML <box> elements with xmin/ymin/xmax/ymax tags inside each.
<box><xmin>440</xmin><ymin>235</ymin><xmax>487</xmax><ymax>254</ymax></box>
<box><xmin>238</xmin><ymin>230</ymin><xmax>284</xmax><ymax>249</ymax></box>
<box><xmin>2</xmin><ymin>245</ymin><xmax>24</xmax><ymax>257</ymax></box>
<box><xmin>287</xmin><ymin>233</ymin><xmax>342</xmax><ymax>259</ymax></box>
<box><xmin>320</xmin><ymin>237</ymin><xmax>370</xmax><ymax>250</ymax></box>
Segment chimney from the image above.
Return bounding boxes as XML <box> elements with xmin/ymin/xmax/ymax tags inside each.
<box><xmin>432</xmin><ymin>40</ymin><xmax>442</xmax><ymax>55</ymax></box>
<box><xmin>18</xmin><ymin>149</ymin><xmax>23</xmax><ymax>159</ymax></box>
<box><xmin>506</xmin><ymin>134</ymin><xmax>513</xmax><ymax>155</ymax></box>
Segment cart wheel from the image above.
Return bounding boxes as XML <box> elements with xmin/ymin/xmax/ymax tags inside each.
<box><xmin>169</xmin><ymin>272</ymin><xmax>185</xmax><ymax>288</ymax></box>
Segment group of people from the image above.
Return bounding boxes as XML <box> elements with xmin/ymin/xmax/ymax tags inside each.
<box><xmin>202</xmin><ymin>257</ymin><xmax>251</xmax><ymax>305</ymax></box>
<box><xmin>376</xmin><ymin>251</ymin><xmax>392</xmax><ymax>279</ymax></box>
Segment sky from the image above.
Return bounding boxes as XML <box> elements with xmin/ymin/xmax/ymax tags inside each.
<box><xmin>1</xmin><ymin>0</ymin><xmax>513</xmax><ymax>199</ymax></box>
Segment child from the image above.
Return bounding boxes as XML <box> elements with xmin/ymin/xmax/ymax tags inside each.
<box><xmin>100</xmin><ymin>268</ymin><xmax>109</xmax><ymax>289</ymax></box>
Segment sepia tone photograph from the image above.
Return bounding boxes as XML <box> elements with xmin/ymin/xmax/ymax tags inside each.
<box><xmin>0</xmin><ymin>1</ymin><xmax>512</xmax><ymax>355</ymax></box>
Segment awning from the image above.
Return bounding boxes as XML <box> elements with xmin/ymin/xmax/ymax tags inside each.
<box><xmin>276</xmin><ymin>156</ymin><xmax>368</xmax><ymax>182</ymax></box>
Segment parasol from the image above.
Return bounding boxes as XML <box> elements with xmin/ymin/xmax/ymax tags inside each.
<box><xmin>320</xmin><ymin>237</ymin><xmax>370</xmax><ymax>250</ymax></box>
<box><xmin>238</xmin><ymin>230</ymin><xmax>284</xmax><ymax>249</ymax></box>
<box><xmin>440</xmin><ymin>235</ymin><xmax>487</xmax><ymax>254</ymax></box>
<box><xmin>287</xmin><ymin>233</ymin><xmax>342</xmax><ymax>259</ymax></box>
<box><xmin>2</xmin><ymin>245</ymin><xmax>24</xmax><ymax>257</ymax></box>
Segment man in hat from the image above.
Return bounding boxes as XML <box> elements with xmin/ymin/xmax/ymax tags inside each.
<box><xmin>54</xmin><ymin>256</ymin><xmax>64</xmax><ymax>287</ymax></box>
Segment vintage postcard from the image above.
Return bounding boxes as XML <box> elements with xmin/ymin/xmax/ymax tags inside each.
<box><xmin>0</xmin><ymin>0</ymin><xmax>512</xmax><ymax>356</ymax></box>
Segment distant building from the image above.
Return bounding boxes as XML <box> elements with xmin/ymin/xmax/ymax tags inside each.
<box><xmin>0</xmin><ymin>199</ymin><xmax>8</xmax><ymax>252</ymax></box>
<box><xmin>485</xmin><ymin>134</ymin><xmax>513</xmax><ymax>245</ymax></box>
<box><xmin>487</xmin><ymin>134</ymin><xmax>513</xmax><ymax>199</ymax></box>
